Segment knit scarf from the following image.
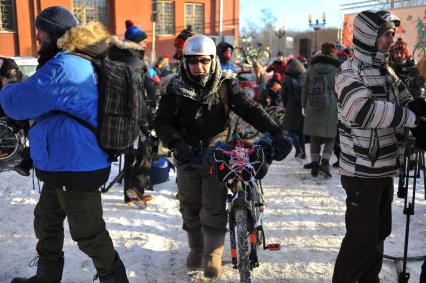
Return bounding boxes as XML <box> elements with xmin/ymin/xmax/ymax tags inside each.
<box><xmin>169</xmin><ymin>55</ymin><xmax>223</xmax><ymax>110</ymax></box>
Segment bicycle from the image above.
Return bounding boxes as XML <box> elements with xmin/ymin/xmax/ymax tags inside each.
<box><xmin>0</xmin><ymin>117</ymin><xmax>26</xmax><ymax>169</ymax></box>
<box><xmin>233</xmin><ymin>38</ymin><xmax>271</xmax><ymax>67</ymax></box>
<box><xmin>212</xmin><ymin>136</ymin><xmax>280</xmax><ymax>282</ymax></box>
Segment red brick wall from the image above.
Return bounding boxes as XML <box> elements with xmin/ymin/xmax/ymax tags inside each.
<box><xmin>0</xmin><ymin>0</ymin><xmax>239</xmax><ymax>60</ymax></box>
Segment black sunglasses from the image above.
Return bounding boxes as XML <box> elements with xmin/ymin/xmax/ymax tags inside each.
<box><xmin>187</xmin><ymin>57</ymin><xmax>212</xmax><ymax>65</ymax></box>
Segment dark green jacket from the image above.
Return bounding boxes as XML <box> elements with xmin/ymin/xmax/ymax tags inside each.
<box><xmin>302</xmin><ymin>54</ymin><xmax>340</xmax><ymax>138</ymax></box>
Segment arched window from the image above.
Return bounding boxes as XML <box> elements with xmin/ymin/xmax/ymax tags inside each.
<box><xmin>73</xmin><ymin>0</ymin><xmax>108</xmax><ymax>26</ymax></box>
<box><xmin>0</xmin><ymin>0</ymin><xmax>16</xmax><ymax>31</ymax></box>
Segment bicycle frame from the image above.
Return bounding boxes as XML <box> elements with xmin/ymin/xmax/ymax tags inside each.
<box><xmin>212</xmin><ymin>138</ymin><xmax>280</xmax><ymax>282</ymax></box>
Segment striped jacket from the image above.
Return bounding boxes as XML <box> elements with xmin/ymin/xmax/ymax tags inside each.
<box><xmin>335</xmin><ymin>10</ymin><xmax>417</xmax><ymax>178</ymax></box>
<box><xmin>336</xmin><ymin>57</ymin><xmax>416</xmax><ymax>177</ymax></box>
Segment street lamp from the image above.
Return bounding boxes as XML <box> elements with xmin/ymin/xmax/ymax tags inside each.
<box><xmin>308</xmin><ymin>13</ymin><xmax>326</xmax><ymax>53</ymax></box>
<box><xmin>274</xmin><ymin>26</ymin><xmax>286</xmax><ymax>53</ymax></box>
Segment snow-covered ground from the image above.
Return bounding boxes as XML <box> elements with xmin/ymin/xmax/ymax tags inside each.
<box><xmin>0</xmin><ymin>149</ymin><xmax>425</xmax><ymax>283</ymax></box>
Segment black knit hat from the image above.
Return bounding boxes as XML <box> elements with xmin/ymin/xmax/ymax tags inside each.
<box><xmin>35</xmin><ymin>6</ymin><xmax>78</xmax><ymax>38</ymax></box>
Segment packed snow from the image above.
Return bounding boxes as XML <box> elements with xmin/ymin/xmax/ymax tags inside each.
<box><xmin>0</xmin><ymin>148</ymin><xmax>425</xmax><ymax>283</ymax></box>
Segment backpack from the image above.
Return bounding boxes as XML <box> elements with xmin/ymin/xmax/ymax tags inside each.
<box><xmin>306</xmin><ymin>71</ymin><xmax>331</xmax><ymax>111</ymax></box>
<box><xmin>68</xmin><ymin>51</ymin><xmax>141</xmax><ymax>161</ymax></box>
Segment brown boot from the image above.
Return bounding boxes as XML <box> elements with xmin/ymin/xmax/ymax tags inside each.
<box><xmin>203</xmin><ymin>228</ymin><xmax>226</xmax><ymax>278</ymax></box>
<box><xmin>186</xmin><ymin>229</ymin><xmax>204</xmax><ymax>269</ymax></box>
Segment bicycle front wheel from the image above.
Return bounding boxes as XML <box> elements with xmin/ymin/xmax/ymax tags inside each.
<box><xmin>235</xmin><ymin>208</ymin><xmax>252</xmax><ymax>283</ymax></box>
<box><xmin>233</xmin><ymin>47</ymin><xmax>246</xmax><ymax>66</ymax></box>
<box><xmin>256</xmin><ymin>48</ymin><xmax>271</xmax><ymax>66</ymax></box>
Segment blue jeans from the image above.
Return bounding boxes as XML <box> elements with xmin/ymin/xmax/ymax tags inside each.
<box><xmin>288</xmin><ymin>130</ymin><xmax>305</xmax><ymax>154</ymax></box>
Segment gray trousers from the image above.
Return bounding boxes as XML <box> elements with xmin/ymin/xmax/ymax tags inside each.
<box><xmin>176</xmin><ymin>165</ymin><xmax>228</xmax><ymax>232</ymax></box>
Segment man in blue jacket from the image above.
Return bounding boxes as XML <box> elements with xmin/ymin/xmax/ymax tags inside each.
<box><xmin>0</xmin><ymin>6</ymin><xmax>128</xmax><ymax>283</ymax></box>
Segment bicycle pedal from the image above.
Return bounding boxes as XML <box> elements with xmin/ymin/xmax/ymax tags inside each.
<box><xmin>265</xmin><ymin>243</ymin><xmax>281</xmax><ymax>251</ymax></box>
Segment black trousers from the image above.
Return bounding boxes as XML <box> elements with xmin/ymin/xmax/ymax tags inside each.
<box><xmin>333</xmin><ymin>176</ymin><xmax>394</xmax><ymax>283</ymax></box>
<box><xmin>420</xmin><ymin>258</ymin><xmax>426</xmax><ymax>283</ymax></box>
<box><xmin>34</xmin><ymin>183</ymin><xmax>121</xmax><ymax>277</ymax></box>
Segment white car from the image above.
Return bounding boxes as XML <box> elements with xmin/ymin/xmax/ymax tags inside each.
<box><xmin>11</xmin><ymin>56</ymin><xmax>38</xmax><ymax>78</ymax></box>
<box><xmin>0</xmin><ymin>56</ymin><xmax>38</xmax><ymax>79</ymax></box>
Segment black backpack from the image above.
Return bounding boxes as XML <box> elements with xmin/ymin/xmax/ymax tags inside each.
<box><xmin>67</xmin><ymin>52</ymin><xmax>141</xmax><ymax>161</ymax></box>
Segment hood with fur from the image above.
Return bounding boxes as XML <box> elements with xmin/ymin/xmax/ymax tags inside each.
<box><xmin>168</xmin><ymin>55</ymin><xmax>232</xmax><ymax>109</ymax></box>
<box><xmin>353</xmin><ymin>10</ymin><xmax>399</xmax><ymax>66</ymax></box>
<box><xmin>108</xmin><ymin>36</ymin><xmax>144</xmax><ymax>53</ymax></box>
<box><xmin>57</xmin><ymin>21</ymin><xmax>110</xmax><ymax>57</ymax></box>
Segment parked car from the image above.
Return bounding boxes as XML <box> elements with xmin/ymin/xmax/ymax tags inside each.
<box><xmin>11</xmin><ymin>56</ymin><xmax>38</xmax><ymax>78</ymax></box>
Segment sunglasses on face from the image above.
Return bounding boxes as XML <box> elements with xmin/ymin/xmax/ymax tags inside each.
<box><xmin>187</xmin><ymin>57</ymin><xmax>212</xmax><ymax>65</ymax></box>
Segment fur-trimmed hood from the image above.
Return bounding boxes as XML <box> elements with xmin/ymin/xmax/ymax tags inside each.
<box><xmin>57</xmin><ymin>21</ymin><xmax>110</xmax><ymax>56</ymax></box>
<box><xmin>108</xmin><ymin>36</ymin><xmax>144</xmax><ymax>52</ymax></box>
<box><xmin>108</xmin><ymin>36</ymin><xmax>145</xmax><ymax>62</ymax></box>
<box><xmin>167</xmin><ymin>56</ymin><xmax>235</xmax><ymax>109</ymax></box>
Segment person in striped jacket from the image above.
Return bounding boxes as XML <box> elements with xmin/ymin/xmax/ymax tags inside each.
<box><xmin>333</xmin><ymin>10</ymin><xmax>425</xmax><ymax>283</ymax></box>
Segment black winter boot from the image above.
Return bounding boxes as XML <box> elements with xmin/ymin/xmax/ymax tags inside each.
<box><xmin>304</xmin><ymin>156</ymin><xmax>320</xmax><ymax>169</ymax></box>
<box><xmin>311</xmin><ymin>161</ymin><xmax>319</xmax><ymax>177</ymax></box>
<box><xmin>14</xmin><ymin>148</ymin><xmax>33</xmax><ymax>177</ymax></box>
<box><xmin>11</xmin><ymin>257</ymin><xmax>64</xmax><ymax>283</ymax></box>
<box><xmin>319</xmin><ymin>159</ymin><xmax>332</xmax><ymax>178</ymax></box>
<box><xmin>98</xmin><ymin>260</ymin><xmax>129</xmax><ymax>283</ymax></box>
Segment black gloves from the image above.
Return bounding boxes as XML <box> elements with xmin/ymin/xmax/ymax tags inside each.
<box><xmin>407</xmin><ymin>98</ymin><xmax>426</xmax><ymax>150</ymax></box>
<box><xmin>173</xmin><ymin>141</ymin><xmax>193</xmax><ymax>163</ymax></box>
<box><xmin>407</xmin><ymin>98</ymin><xmax>426</xmax><ymax>117</ymax></box>
<box><xmin>412</xmin><ymin>118</ymin><xmax>426</xmax><ymax>151</ymax></box>
<box><xmin>271</xmin><ymin>134</ymin><xmax>293</xmax><ymax>161</ymax></box>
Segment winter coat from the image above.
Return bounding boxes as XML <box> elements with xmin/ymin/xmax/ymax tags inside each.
<box><xmin>282</xmin><ymin>59</ymin><xmax>305</xmax><ymax>131</ymax></box>
<box><xmin>302</xmin><ymin>54</ymin><xmax>340</xmax><ymax>138</ymax></box>
<box><xmin>266</xmin><ymin>60</ymin><xmax>286</xmax><ymax>82</ymax></box>
<box><xmin>0</xmin><ymin>22</ymin><xmax>111</xmax><ymax>175</ymax></box>
<box><xmin>335</xmin><ymin>11</ymin><xmax>416</xmax><ymax>178</ymax></box>
<box><xmin>216</xmin><ymin>42</ymin><xmax>236</xmax><ymax>76</ymax></box>
<box><xmin>154</xmin><ymin>55</ymin><xmax>283</xmax><ymax>150</ymax></box>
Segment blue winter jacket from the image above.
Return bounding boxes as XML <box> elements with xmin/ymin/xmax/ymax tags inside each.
<box><xmin>0</xmin><ymin>52</ymin><xmax>110</xmax><ymax>172</ymax></box>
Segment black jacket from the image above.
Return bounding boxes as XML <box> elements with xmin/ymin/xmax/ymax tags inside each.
<box><xmin>154</xmin><ymin>76</ymin><xmax>283</xmax><ymax>149</ymax></box>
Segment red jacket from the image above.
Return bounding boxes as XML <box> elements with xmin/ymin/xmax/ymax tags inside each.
<box><xmin>266</xmin><ymin>60</ymin><xmax>287</xmax><ymax>82</ymax></box>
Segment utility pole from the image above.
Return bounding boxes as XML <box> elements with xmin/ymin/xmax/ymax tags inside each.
<box><xmin>151</xmin><ymin>0</ymin><xmax>159</xmax><ymax>64</ymax></box>
<box><xmin>219</xmin><ymin>0</ymin><xmax>223</xmax><ymax>42</ymax></box>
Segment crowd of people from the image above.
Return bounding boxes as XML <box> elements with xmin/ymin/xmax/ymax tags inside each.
<box><xmin>0</xmin><ymin>5</ymin><xmax>425</xmax><ymax>283</ymax></box>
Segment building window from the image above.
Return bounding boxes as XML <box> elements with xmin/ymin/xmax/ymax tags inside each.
<box><xmin>73</xmin><ymin>0</ymin><xmax>108</xmax><ymax>27</ymax></box>
<box><xmin>156</xmin><ymin>1</ymin><xmax>175</xmax><ymax>35</ymax></box>
<box><xmin>0</xmin><ymin>0</ymin><xmax>15</xmax><ymax>31</ymax></box>
<box><xmin>185</xmin><ymin>3</ymin><xmax>204</xmax><ymax>34</ymax></box>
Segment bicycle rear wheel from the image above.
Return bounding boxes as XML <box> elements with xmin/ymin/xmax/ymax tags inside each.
<box><xmin>235</xmin><ymin>208</ymin><xmax>252</xmax><ymax>283</ymax></box>
<box><xmin>233</xmin><ymin>47</ymin><xmax>246</xmax><ymax>67</ymax></box>
<box><xmin>256</xmin><ymin>48</ymin><xmax>271</xmax><ymax>66</ymax></box>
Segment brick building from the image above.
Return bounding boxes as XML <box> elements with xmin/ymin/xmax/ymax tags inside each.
<box><xmin>0</xmin><ymin>0</ymin><xmax>239</xmax><ymax>62</ymax></box>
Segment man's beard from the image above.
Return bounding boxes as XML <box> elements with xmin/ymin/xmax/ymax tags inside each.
<box><xmin>37</xmin><ymin>35</ymin><xmax>60</xmax><ymax>68</ymax></box>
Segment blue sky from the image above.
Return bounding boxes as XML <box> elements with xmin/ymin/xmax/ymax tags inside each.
<box><xmin>240</xmin><ymin>0</ymin><xmax>350</xmax><ymax>32</ymax></box>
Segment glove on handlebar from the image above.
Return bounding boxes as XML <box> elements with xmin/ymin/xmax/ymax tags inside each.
<box><xmin>173</xmin><ymin>141</ymin><xmax>193</xmax><ymax>164</ymax></box>
<box><xmin>271</xmin><ymin>134</ymin><xmax>292</xmax><ymax>161</ymax></box>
